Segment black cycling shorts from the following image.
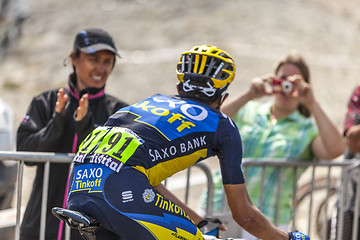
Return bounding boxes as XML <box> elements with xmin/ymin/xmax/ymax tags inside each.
<box><xmin>67</xmin><ymin>164</ymin><xmax>203</xmax><ymax>240</ymax></box>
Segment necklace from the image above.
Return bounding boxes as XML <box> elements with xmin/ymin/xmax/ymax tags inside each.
<box><xmin>270</xmin><ymin>107</ymin><xmax>277</xmax><ymax>125</ymax></box>
<box><xmin>270</xmin><ymin>112</ymin><xmax>277</xmax><ymax>125</ymax></box>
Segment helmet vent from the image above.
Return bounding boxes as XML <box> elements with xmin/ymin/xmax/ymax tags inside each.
<box><xmin>219</xmin><ymin>52</ymin><xmax>231</xmax><ymax>59</ymax></box>
<box><xmin>176</xmin><ymin>45</ymin><xmax>235</xmax><ymax>90</ymax></box>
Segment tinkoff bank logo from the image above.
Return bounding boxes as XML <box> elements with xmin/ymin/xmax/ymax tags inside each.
<box><xmin>121</xmin><ymin>94</ymin><xmax>219</xmax><ymax>141</ymax></box>
<box><xmin>71</xmin><ymin>164</ymin><xmax>112</xmax><ymax>193</ymax></box>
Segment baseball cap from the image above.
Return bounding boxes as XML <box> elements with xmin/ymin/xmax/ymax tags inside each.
<box><xmin>74</xmin><ymin>28</ymin><xmax>120</xmax><ymax>57</ymax></box>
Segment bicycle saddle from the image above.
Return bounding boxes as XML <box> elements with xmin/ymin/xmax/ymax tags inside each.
<box><xmin>52</xmin><ymin>207</ymin><xmax>100</xmax><ymax>240</ymax></box>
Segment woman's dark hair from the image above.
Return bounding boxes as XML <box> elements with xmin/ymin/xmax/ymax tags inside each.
<box><xmin>70</xmin><ymin>50</ymin><xmax>81</xmax><ymax>73</ymax></box>
<box><xmin>273</xmin><ymin>50</ymin><xmax>311</xmax><ymax>118</ymax></box>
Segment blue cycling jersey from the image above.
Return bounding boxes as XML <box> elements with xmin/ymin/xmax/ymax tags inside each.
<box><xmin>68</xmin><ymin>94</ymin><xmax>245</xmax><ymax>240</ymax></box>
<box><xmin>97</xmin><ymin>94</ymin><xmax>244</xmax><ymax>185</ymax></box>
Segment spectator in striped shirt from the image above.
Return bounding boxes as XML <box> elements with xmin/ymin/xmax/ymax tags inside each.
<box><xmin>205</xmin><ymin>50</ymin><xmax>345</xmax><ymax>239</ymax></box>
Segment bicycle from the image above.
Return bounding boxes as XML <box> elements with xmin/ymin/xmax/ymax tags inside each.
<box><xmin>292</xmin><ymin>159</ymin><xmax>360</xmax><ymax>240</ymax></box>
<box><xmin>295</xmin><ymin>175</ymin><xmax>339</xmax><ymax>239</ymax></box>
<box><xmin>52</xmin><ymin>207</ymin><xmax>246</xmax><ymax>240</ymax></box>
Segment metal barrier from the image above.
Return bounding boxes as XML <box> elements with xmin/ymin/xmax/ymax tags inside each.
<box><xmin>0</xmin><ymin>151</ymin><xmax>359</xmax><ymax>240</ymax></box>
<box><xmin>202</xmin><ymin>159</ymin><xmax>360</xmax><ymax>240</ymax></box>
<box><xmin>331</xmin><ymin>160</ymin><xmax>360</xmax><ymax>240</ymax></box>
<box><xmin>0</xmin><ymin>151</ymin><xmax>211</xmax><ymax>240</ymax></box>
<box><xmin>0</xmin><ymin>151</ymin><xmax>73</xmax><ymax>240</ymax></box>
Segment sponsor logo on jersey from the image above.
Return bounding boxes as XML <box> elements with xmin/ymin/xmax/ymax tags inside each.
<box><xmin>74</xmin><ymin>152</ymin><xmax>124</xmax><ymax>172</ymax></box>
<box><xmin>122</xmin><ymin>190</ymin><xmax>134</xmax><ymax>203</ymax></box>
<box><xmin>70</xmin><ymin>164</ymin><xmax>112</xmax><ymax>193</ymax></box>
<box><xmin>119</xmin><ymin>94</ymin><xmax>219</xmax><ymax>141</ymax></box>
<box><xmin>155</xmin><ymin>193</ymin><xmax>191</xmax><ymax>221</ymax></box>
<box><xmin>142</xmin><ymin>189</ymin><xmax>155</xmax><ymax>203</ymax></box>
<box><xmin>148</xmin><ymin>136</ymin><xmax>207</xmax><ymax>161</ymax></box>
<box><xmin>171</xmin><ymin>232</ymin><xmax>189</xmax><ymax>240</ymax></box>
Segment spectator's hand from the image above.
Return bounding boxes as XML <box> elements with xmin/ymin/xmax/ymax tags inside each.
<box><xmin>290</xmin><ymin>75</ymin><xmax>315</xmax><ymax>107</ymax></box>
<box><xmin>288</xmin><ymin>231</ymin><xmax>310</xmax><ymax>240</ymax></box>
<box><xmin>346</xmin><ymin>124</ymin><xmax>360</xmax><ymax>153</ymax></box>
<box><xmin>56</xmin><ymin>88</ymin><xmax>69</xmax><ymax>113</ymax></box>
<box><xmin>248</xmin><ymin>74</ymin><xmax>273</xmax><ymax>100</ymax></box>
<box><xmin>75</xmin><ymin>94</ymin><xmax>89</xmax><ymax>121</ymax></box>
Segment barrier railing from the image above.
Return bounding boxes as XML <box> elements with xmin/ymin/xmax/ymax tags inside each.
<box><xmin>0</xmin><ymin>151</ymin><xmax>74</xmax><ymax>240</ymax></box>
<box><xmin>0</xmin><ymin>151</ymin><xmax>358</xmax><ymax>240</ymax></box>
<box><xmin>203</xmin><ymin>159</ymin><xmax>360</xmax><ymax>240</ymax></box>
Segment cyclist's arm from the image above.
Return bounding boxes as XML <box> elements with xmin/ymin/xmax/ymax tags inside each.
<box><xmin>224</xmin><ymin>183</ymin><xmax>289</xmax><ymax>240</ymax></box>
<box><xmin>154</xmin><ymin>183</ymin><xmax>203</xmax><ymax>225</ymax></box>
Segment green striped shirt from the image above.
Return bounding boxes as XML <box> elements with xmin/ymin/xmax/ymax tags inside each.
<box><xmin>205</xmin><ymin>101</ymin><xmax>318</xmax><ymax>224</ymax></box>
<box><xmin>237</xmin><ymin>101</ymin><xmax>318</xmax><ymax>224</ymax></box>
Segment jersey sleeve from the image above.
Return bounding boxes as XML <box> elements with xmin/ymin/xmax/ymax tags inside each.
<box><xmin>215</xmin><ymin>113</ymin><xmax>245</xmax><ymax>185</ymax></box>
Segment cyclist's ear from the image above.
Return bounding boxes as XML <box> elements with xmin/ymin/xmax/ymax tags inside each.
<box><xmin>220</xmin><ymin>92</ymin><xmax>229</xmax><ymax>106</ymax></box>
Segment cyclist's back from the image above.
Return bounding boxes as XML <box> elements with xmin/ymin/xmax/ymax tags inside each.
<box><xmin>105</xmin><ymin>94</ymin><xmax>243</xmax><ymax>185</ymax></box>
<box><xmin>68</xmin><ymin>93</ymin><xmax>243</xmax><ymax>240</ymax></box>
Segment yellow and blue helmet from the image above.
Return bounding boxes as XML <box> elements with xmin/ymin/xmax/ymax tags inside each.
<box><xmin>176</xmin><ymin>45</ymin><xmax>235</xmax><ymax>98</ymax></box>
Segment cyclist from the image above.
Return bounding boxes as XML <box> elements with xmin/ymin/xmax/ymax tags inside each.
<box><xmin>66</xmin><ymin>45</ymin><xmax>310</xmax><ymax>240</ymax></box>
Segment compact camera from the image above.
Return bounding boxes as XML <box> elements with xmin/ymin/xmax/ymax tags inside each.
<box><xmin>271</xmin><ymin>78</ymin><xmax>294</xmax><ymax>95</ymax></box>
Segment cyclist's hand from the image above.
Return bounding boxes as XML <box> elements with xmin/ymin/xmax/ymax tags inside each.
<box><xmin>289</xmin><ymin>231</ymin><xmax>310</xmax><ymax>240</ymax></box>
<box><xmin>197</xmin><ymin>218</ymin><xmax>224</xmax><ymax>238</ymax></box>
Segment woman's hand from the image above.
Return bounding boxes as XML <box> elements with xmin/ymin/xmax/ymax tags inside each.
<box><xmin>248</xmin><ymin>74</ymin><xmax>274</xmax><ymax>100</ymax></box>
<box><xmin>75</xmin><ymin>94</ymin><xmax>89</xmax><ymax>121</ymax></box>
<box><xmin>56</xmin><ymin>88</ymin><xmax>69</xmax><ymax>113</ymax></box>
<box><xmin>290</xmin><ymin>74</ymin><xmax>315</xmax><ymax>108</ymax></box>
<box><xmin>346</xmin><ymin>124</ymin><xmax>360</xmax><ymax>154</ymax></box>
